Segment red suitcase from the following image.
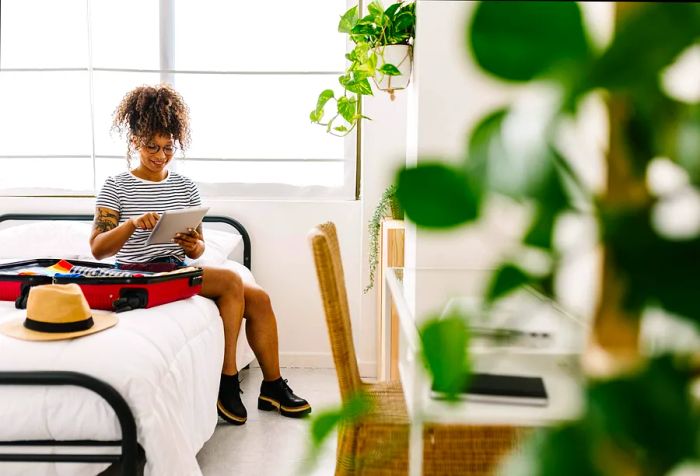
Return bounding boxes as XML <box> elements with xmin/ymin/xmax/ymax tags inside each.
<box><xmin>0</xmin><ymin>259</ymin><xmax>203</xmax><ymax>312</ymax></box>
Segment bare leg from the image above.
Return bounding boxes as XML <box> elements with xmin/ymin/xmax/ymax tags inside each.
<box><xmin>243</xmin><ymin>283</ymin><xmax>282</xmax><ymax>381</ymax></box>
<box><xmin>199</xmin><ymin>267</ymin><xmax>245</xmax><ymax>375</ymax></box>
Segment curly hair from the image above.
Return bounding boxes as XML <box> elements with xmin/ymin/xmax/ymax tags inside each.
<box><xmin>112</xmin><ymin>84</ymin><xmax>191</xmax><ymax>166</ymax></box>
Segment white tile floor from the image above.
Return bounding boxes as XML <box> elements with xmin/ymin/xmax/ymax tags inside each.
<box><xmin>196</xmin><ymin>367</ymin><xmax>341</xmax><ymax>476</ymax></box>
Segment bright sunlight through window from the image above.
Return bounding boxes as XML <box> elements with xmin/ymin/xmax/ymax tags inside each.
<box><xmin>0</xmin><ymin>0</ymin><xmax>354</xmax><ymax>198</ymax></box>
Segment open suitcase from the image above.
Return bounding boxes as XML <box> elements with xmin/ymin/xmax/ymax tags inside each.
<box><xmin>0</xmin><ymin>259</ymin><xmax>203</xmax><ymax>313</ymax></box>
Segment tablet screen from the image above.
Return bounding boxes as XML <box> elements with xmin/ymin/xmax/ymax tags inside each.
<box><xmin>145</xmin><ymin>206</ymin><xmax>210</xmax><ymax>245</ymax></box>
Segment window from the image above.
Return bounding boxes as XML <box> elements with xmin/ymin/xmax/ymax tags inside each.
<box><xmin>0</xmin><ymin>0</ymin><xmax>355</xmax><ymax>198</ymax></box>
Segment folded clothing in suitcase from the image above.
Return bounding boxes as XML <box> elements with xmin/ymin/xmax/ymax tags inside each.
<box><xmin>0</xmin><ymin>259</ymin><xmax>203</xmax><ymax>312</ymax></box>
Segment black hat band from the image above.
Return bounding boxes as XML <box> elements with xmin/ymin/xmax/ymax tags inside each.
<box><xmin>23</xmin><ymin>317</ymin><xmax>95</xmax><ymax>333</ymax></box>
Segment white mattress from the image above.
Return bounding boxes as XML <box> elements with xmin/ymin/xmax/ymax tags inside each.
<box><xmin>0</xmin><ymin>259</ymin><xmax>256</xmax><ymax>476</ymax></box>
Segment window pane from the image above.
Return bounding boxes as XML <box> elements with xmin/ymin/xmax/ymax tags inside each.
<box><xmin>174</xmin><ymin>74</ymin><xmax>345</xmax><ymax>160</ymax></box>
<box><xmin>0</xmin><ymin>0</ymin><xmax>88</xmax><ymax>68</ymax></box>
<box><xmin>174</xmin><ymin>0</ymin><xmax>347</xmax><ymax>72</ymax></box>
<box><xmin>92</xmin><ymin>71</ymin><xmax>161</xmax><ymax>156</ymax></box>
<box><xmin>90</xmin><ymin>0</ymin><xmax>159</xmax><ymax>70</ymax></box>
<box><xmin>0</xmin><ymin>72</ymin><xmax>91</xmax><ymax>156</ymax></box>
<box><xmin>95</xmin><ymin>157</ymin><xmax>130</xmax><ymax>189</ymax></box>
<box><xmin>0</xmin><ymin>158</ymin><xmax>93</xmax><ymax>194</ymax></box>
<box><xmin>177</xmin><ymin>160</ymin><xmax>345</xmax><ymax>187</ymax></box>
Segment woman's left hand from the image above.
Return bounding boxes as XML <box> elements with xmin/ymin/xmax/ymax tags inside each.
<box><xmin>173</xmin><ymin>228</ymin><xmax>204</xmax><ymax>258</ymax></box>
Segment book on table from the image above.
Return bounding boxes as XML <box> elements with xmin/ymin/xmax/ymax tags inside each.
<box><xmin>431</xmin><ymin>372</ymin><xmax>549</xmax><ymax>406</ymax></box>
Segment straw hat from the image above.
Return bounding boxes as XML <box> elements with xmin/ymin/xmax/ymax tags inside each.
<box><xmin>0</xmin><ymin>284</ymin><xmax>118</xmax><ymax>341</ymax></box>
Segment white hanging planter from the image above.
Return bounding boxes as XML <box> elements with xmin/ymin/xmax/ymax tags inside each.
<box><xmin>373</xmin><ymin>44</ymin><xmax>413</xmax><ymax>100</ymax></box>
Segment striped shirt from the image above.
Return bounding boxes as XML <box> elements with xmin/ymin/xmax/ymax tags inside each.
<box><xmin>96</xmin><ymin>171</ymin><xmax>202</xmax><ymax>264</ymax></box>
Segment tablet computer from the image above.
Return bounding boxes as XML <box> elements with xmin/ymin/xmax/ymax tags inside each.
<box><xmin>145</xmin><ymin>206</ymin><xmax>210</xmax><ymax>245</ymax></box>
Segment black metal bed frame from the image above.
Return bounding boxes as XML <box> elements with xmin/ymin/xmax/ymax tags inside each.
<box><xmin>0</xmin><ymin>371</ymin><xmax>138</xmax><ymax>475</ymax></box>
<box><xmin>0</xmin><ymin>213</ymin><xmax>253</xmax><ymax>474</ymax></box>
<box><xmin>0</xmin><ymin>213</ymin><xmax>252</xmax><ymax>270</ymax></box>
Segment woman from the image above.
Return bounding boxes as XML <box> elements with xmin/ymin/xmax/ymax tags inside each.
<box><xmin>90</xmin><ymin>84</ymin><xmax>310</xmax><ymax>425</ymax></box>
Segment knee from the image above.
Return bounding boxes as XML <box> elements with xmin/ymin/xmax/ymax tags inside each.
<box><xmin>247</xmin><ymin>287</ymin><xmax>272</xmax><ymax>312</ymax></box>
<box><xmin>223</xmin><ymin>270</ymin><xmax>244</xmax><ymax>298</ymax></box>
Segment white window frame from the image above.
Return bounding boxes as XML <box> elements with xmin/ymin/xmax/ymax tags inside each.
<box><xmin>0</xmin><ymin>0</ymin><xmax>359</xmax><ymax>200</ymax></box>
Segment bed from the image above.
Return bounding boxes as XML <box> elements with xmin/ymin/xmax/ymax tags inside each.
<box><xmin>0</xmin><ymin>214</ymin><xmax>256</xmax><ymax>476</ymax></box>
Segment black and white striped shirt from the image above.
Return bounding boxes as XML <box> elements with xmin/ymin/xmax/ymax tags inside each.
<box><xmin>96</xmin><ymin>171</ymin><xmax>202</xmax><ymax>263</ymax></box>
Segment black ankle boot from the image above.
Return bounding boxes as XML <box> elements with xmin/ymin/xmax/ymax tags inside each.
<box><xmin>217</xmin><ymin>373</ymin><xmax>247</xmax><ymax>425</ymax></box>
<box><xmin>258</xmin><ymin>378</ymin><xmax>311</xmax><ymax>418</ymax></box>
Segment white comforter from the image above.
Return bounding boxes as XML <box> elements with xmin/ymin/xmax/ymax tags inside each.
<box><xmin>0</xmin><ymin>261</ymin><xmax>256</xmax><ymax>476</ymax></box>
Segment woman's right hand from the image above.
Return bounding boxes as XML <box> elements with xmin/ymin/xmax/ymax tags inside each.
<box><xmin>130</xmin><ymin>212</ymin><xmax>161</xmax><ymax>230</ymax></box>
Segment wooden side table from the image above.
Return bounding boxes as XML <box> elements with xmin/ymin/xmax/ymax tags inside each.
<box><xmin>376</xmin><ymin>219</ymin><xmax>405</xmax><ymax>381</ymax></box>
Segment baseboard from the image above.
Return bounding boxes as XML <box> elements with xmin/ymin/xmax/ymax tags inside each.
<box><xmin>250</xmin><ymin>352</ymin><xmax>377</xmax><ymax>378</ymax></box>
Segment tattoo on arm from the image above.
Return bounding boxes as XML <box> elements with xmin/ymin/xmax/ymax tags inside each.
<box><xmin>94</xmin><ymin>208</ymin><xmax>119</xmax><ymax>234</ymax></box>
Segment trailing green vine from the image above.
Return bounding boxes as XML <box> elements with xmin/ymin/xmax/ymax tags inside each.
<box><xmin>364</xmin><ymin>184</ymin><xmax>402</xmax><ymax>294</ymax></box>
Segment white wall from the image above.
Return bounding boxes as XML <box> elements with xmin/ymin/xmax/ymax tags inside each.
<box><xmin>358</xmin><ymin>79</ymin><xmax>409</xmax><ymax>378</ymax></box>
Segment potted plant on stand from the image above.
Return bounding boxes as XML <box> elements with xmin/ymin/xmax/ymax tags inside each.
<box><xmin>365</xmin><ymin>184</ymin><xmax>403</xmax><ymax>294</ymax></box>
<box><xmin>310</xmin><ymin>0</ymin><xmax>416</xmax><ymax>136</ymax></box>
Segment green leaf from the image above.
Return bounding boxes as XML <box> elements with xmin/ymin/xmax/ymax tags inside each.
<box><xmin>523</xmin><ymin>168</ymin><xmax>569</xmax><ymax>249</ymax></box>
<box><xmin>309</xmin><ymin>109</ymin><xmax>323</xmax><ymax>123</ymax></box>
<box><xmin>310</xmin><ymin>410</ymin><xmax>343</xmax><ymax>447</ymax></box>
<box><xmin>676</xmin><ymin>105</ymin><xmax>700</xmax><ymax>184</ymax></box>
<box><xmin>602</xmin><ymin>207</ymin><xmax>700</xmax><ymax>325</ymax></box>
<box><xmin>367</xmin><ymin>1</ymin><xmax>384</xmax><ymax>19</ymax></box>
<box><xmin>378</xmin><ymin>63</ymin><xmax>401</xmax><ymax>76</ymax></box>
<box><xmin>523</xmin><ymin>207</ymin><xmax>558</xmax><ymax>249</ymax></box>
<box><xmin>586</xmin><ymin>4</ymin><xmax>700</xmax><ymax>92</ymax></box>
<box><xmin>586</xmin><ymin>355</ymin><xmax>698</xmax><ymax>474</ymax></box>
<box><xmin>338</xmin><ymin>6</ymin><xmax>359</xmax><ymax>34</ymax></box>
<box><xmin>396</xmin><ymin>163</ymin><xmax>480</xmax><ymax>228</ymax></box>
<box><xmin>469</xmin><ymin>1</ymin><xmax>590</xmax><ymax>82</ymax></box>
<box><xmin>419</xmin><ymin>314</ymin><xmax>471</xmax><ymax>401</ymax></box>
<box><xmin>310</xmin><ymin>392</ymin><xmax>372</xmax><ymax>448</ymax></box>
<box><xmin>393</xmin><ymin>12</ymin><xmax>415</xmax><ymax>35</ymax></box>
<box><xmin>466</xmin><ymin>107</ymin><xmax>562</xmax><ymax>203</ymax></box>
<box><xmin>343</xmin><ymin>78</ymin><xmax>373</xmax><ymax>96</ymax></box>
<box><xmin>526</xmin><ymin>425</ymin><xmax>603</xmax><ymax>476</ymax></box>
<box><xmin>311</xmin><ymin>89</ymin><xmax>335</xmax><ymax>124</ymax></box>
<box><xmin>334</xmin><ymin>125</ymin><xmax>349</xmax><ymax>133</ymax></box>
<box><xmin>465</xmin><ymin>108</ymin><xmax>508</xmax><ymax>196</ymax></box>
<box><xmin>351</xmin><ymin>22</ymin><xmax>377</xmax><ymax>38</ymax></box>
<box><xmin>337</xmin><ymin>96</ymin><xmax>357</xmax><ymax>123</ymax></box>
<box><xmin>486</xmin><ymin>263</ymin><xmax>532</xmax><ymax>303</ymax></box>
<box><xmin>368</xmin><ymin>51</ymin><xmax>378</xmax><ymax>71</ymax></box>
<box><xmin>384</xmin><ymin>2</ymin><xmax>401</xmax><ymax>20</ymax></box>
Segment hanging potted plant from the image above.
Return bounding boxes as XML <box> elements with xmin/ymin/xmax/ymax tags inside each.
<box><xmin>310</xmin><ymin>0</ymin><xmax>416</xmax><ymax>137</ymax></box>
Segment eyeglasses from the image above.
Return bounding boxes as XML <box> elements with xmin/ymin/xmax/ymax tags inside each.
<box><xmin>142</xmin><ymin>143</ymin><xmax>178</xmax><ymax>156</ymax></box>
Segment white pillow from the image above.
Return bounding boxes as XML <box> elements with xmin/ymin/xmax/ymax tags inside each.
<box><xmin>189</xmin><ymin>228</ymin><xmax>243</xmax><ymax>266</ymax></box>
<box><xmin>0</xmin><ymin>220</ymin><xmax>243</xmax><ymax>265</ymax></box>
<box><xmin>0</xmin><ymin>221</ymin><xmax>93</xmax><ymax>259</ymax></box>
<box><xmin>85</xmin><ymin>227</ymin><xmax>243</xmax><ymax>265</ymax></box>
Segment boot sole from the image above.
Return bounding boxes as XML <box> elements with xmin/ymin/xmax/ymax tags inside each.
<box><xmin>258</xmin><ymin>396</ymin><xmax>312</xmax><ymax>418</ymax></box>
<box><xmin>217</xmin><ymin>400</ymin><xmax>247</xmax><ymax>425</ymax></box>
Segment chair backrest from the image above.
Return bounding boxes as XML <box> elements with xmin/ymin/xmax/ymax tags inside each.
<box><xmin>308</xmin><ymin>222</ymin><xmax>362</xmax><ymax>403</ymax></box>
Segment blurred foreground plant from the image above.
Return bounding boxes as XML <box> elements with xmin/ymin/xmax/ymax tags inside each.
<box><xmin>398</xmin><ymin>2</ymin><xmax>700</xmax><ymax>474</ymax></box>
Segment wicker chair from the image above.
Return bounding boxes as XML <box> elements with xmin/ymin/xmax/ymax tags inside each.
<box><xmin>309</xmin><ymin>222</ymin><xmax>524</xmax><ymax>475</ymax></box>
<box><xmin>309</xmin><ymin>222</ymin><xmax>409</xmax><ymax>475</ymax></box>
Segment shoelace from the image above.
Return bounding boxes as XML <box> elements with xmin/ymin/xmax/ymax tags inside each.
<box><xmin>280</xmin><ymin>378</ymin><xmax>294</xmax><ymax>394</ymax></box>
